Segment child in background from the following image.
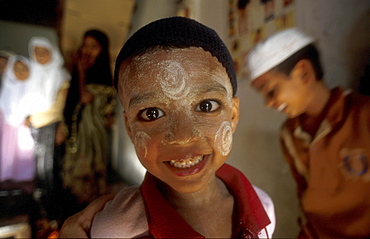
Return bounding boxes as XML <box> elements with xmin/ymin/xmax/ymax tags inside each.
<box><xmin>89</xmin><ymin>17</ymin><xmax>275</xmax><ymax>238</ymax></box>
<box><xmin>28</xmin><ymin>36</ymin><xmax>71</xmax><ymax>236</ymax></box>
<box><xmin>247</xmin><ymin>28</ymin><xmax>370</xmax><ymax>238</ymax></box>
<box><xmin>0</xmin><ymin>56</ymin><xmax>36</xmax><ymax>182</ymax></box>
<box><xmin>28</xmin><ymin>37</ymin><xmax>70</xmax><ymax>141</ymax></box>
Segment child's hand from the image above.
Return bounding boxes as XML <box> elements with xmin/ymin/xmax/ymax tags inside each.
<box><xmin>58</xmin><ymin>194</ymin><xmax>115</xmax><ymax>238</ymax></box>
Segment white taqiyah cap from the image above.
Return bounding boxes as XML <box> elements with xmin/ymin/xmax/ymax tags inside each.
<box><xmin>247</xmin><ymin>28</ymin><xmax>315</xmax><ymax>82</ymax></box>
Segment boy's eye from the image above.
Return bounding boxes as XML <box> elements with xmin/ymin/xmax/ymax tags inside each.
<box><xmin>196</xmin><ymin>100</ymin><xmax>220</xmax><ymax>112</ymax></box>
<box><xmin>139</xmin><ymin>107</ymin><xmax>164</xmax><ymax>121</ymax></box>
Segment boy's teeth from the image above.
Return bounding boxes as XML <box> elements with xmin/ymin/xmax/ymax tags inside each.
<box><xmin>170</xmin><ymin>156</ymin><xmax>203</xmax><ymax>168</ymax></box>
<box><xmin>277</xmin><ymin>103</ymin><xmax>287</xmax><ymax>112</ymax></box>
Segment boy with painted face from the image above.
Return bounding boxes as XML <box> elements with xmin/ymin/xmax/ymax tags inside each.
<box><xmin>247</xmin><ymin>28</ymin><xmax>370</xmax><ymax>238</ymax></box>
<box><xmin>89</xmin><ymin>17</ymin><xmax>275</xmax><ymax>238</ymax></box>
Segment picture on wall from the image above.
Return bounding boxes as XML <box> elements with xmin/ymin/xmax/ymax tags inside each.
<box><xmin>228</xmin><ymin>0</ymin><xmax>296</xmax><ymax>81</ymax></box>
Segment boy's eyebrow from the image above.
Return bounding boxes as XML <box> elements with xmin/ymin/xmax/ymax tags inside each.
<box><xmin>129</xmin><ymin>92</ymin><xmax>158</xmax><ymax>108</ymax></box>
<box><xmin>197</xmin><ymin>83</ymin><xmax>228</xmax><ymax>95</ymax></box>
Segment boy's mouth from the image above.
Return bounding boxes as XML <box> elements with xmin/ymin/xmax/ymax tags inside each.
<box><xmin>169</xmin><ymin>155</ymin><xmax>204</xmax><ymax>168</ymax></box>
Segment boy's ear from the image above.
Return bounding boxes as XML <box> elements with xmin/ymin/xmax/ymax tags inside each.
<box><xmin>231</xmin><ymin>97</ymin><xmax>240</xmax><ymax>133</ymax></box>
<box><xmin>293</xmin><ymin>59</ymin><xmax>315</xmax><ymax>84</ymax></box>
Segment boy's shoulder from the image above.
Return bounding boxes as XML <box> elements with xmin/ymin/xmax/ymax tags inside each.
<box><xmin>327</xmin><ymin>88</ymin><xmax>370</xmax><ymax>122</ymax></box>
<box><xmin>91</xmin><ymin>185</ymin><xmax>149</xmax><ymax>238</ymax></box>
<box><xmin>345</xmin><ymin>90</ymin><xmax>370</xmax><ymax>128</ymax></box>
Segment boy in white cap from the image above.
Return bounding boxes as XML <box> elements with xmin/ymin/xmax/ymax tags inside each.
<box><xmin>247</xmin><ymin>28</ymin><xmax>370</xmax><ymax>238</ymax></box>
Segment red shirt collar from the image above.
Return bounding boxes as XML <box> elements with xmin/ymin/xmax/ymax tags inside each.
<box><xmin>141</xmin><ymin>163</ymin><xmax>270</xmax><ymax>238</ymax></box>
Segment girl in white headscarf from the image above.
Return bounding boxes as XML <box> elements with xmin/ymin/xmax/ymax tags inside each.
<box><xmin>0</xmin><ymin>55</ymin><xmax>36</xmax><ymax>182</ymax></box>
<box><xmin>28</xmin><ymin>36</ymin><xmax>70</xmax><ymax>223</ymax></box>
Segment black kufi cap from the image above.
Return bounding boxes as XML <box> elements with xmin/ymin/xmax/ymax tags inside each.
<box><xmin>114</xmin><ymin>16</ymin><xmax>237</xmax><ymax>96</ymax></box>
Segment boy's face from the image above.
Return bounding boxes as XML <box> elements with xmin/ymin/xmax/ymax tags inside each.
<box><xmin>35</xmin><ymin>46</ymin><xmax>51</xmax><ymax>65</ymax></box>
<box><xmin>251</xmin><ymin>68</ymin><xmax>313</xmax><ymax>118</ymax></box>
<box><xmin>118</xmin><ymin>47</ymin><xmax>239</xmax><ymax>193</ymax></box>
<box><xmin>14</xmin><ymin>61</ymin><xmax>29</xmax><ymax>81</ymax></box>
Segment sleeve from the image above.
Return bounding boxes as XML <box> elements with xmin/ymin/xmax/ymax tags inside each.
<box><xmin>253</xmin><ymin>185</ymin><xmax>276</xmax><ymax>238</ymax></box>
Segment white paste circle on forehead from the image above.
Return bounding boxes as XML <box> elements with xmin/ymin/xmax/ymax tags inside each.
<box><xmin>134</xmin><ymin>131</ymin><xmax>151</xmax><ymax>158</ymax></box>
<box><xmin>157</xmin><ymin>60</ymin><xmax>190</xmax><ymax>99</ymax></box>
<box><xmin>215</xmin><ymin>121</ymin><xmax>233</xmax><ymax>156</ymax></box>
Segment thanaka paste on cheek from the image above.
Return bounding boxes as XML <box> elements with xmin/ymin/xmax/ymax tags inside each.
<box><xmin>214</xmin><ymin>121</ymin><xmax>233</xmax><ymax>156</ymax></box>
<box><xmin>134</xmin><ymin>131</ymin><xmax>151</xmax><ymax>158</ymax></box>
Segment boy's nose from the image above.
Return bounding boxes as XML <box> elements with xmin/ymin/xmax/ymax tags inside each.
<box><xmin>265</xmin><ymin>98</ymin><xmax>275</xmax><ymax>108</ymax></box>
<box><xmin>163</xmin><ymin>119</ymin><xmax>201</xmax><ymax>145</ymax></box>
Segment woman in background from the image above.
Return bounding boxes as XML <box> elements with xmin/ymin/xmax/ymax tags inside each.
<box><xmin>62</xmin><ymin>29</ymin><xmax>116</xmax><ymax>217</ymax></box>
<box><xmin>0</xmin><ymin>55</ymin><xmax>36</xmax><ymax>182</ymax></box>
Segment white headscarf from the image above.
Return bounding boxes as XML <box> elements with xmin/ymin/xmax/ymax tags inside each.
<box><xmin>28</xmin><ymin>36</ymin><xmax>70</xmax><ymax>112</ymax></box>
<box><xmin>0</xmin><ymin>55</ymin><xmax>36</xmax><ymax>126</ymax></box>
<box><xmin>0</xmin><ymin>50</ymin><xmax>16</xmax><ymax>59</ymax></box>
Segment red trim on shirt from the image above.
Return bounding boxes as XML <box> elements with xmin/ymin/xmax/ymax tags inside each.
<box><xmin>141</xmin><ymin>163</ymin><xmax>270</xmax><ymax>238</ymax></box>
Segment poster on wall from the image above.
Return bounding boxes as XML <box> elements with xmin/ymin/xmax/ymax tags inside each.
<box><xmin>228</xmin><ymin>0</ymin><xmax>296</xmax><ymax>81</ymax></box>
